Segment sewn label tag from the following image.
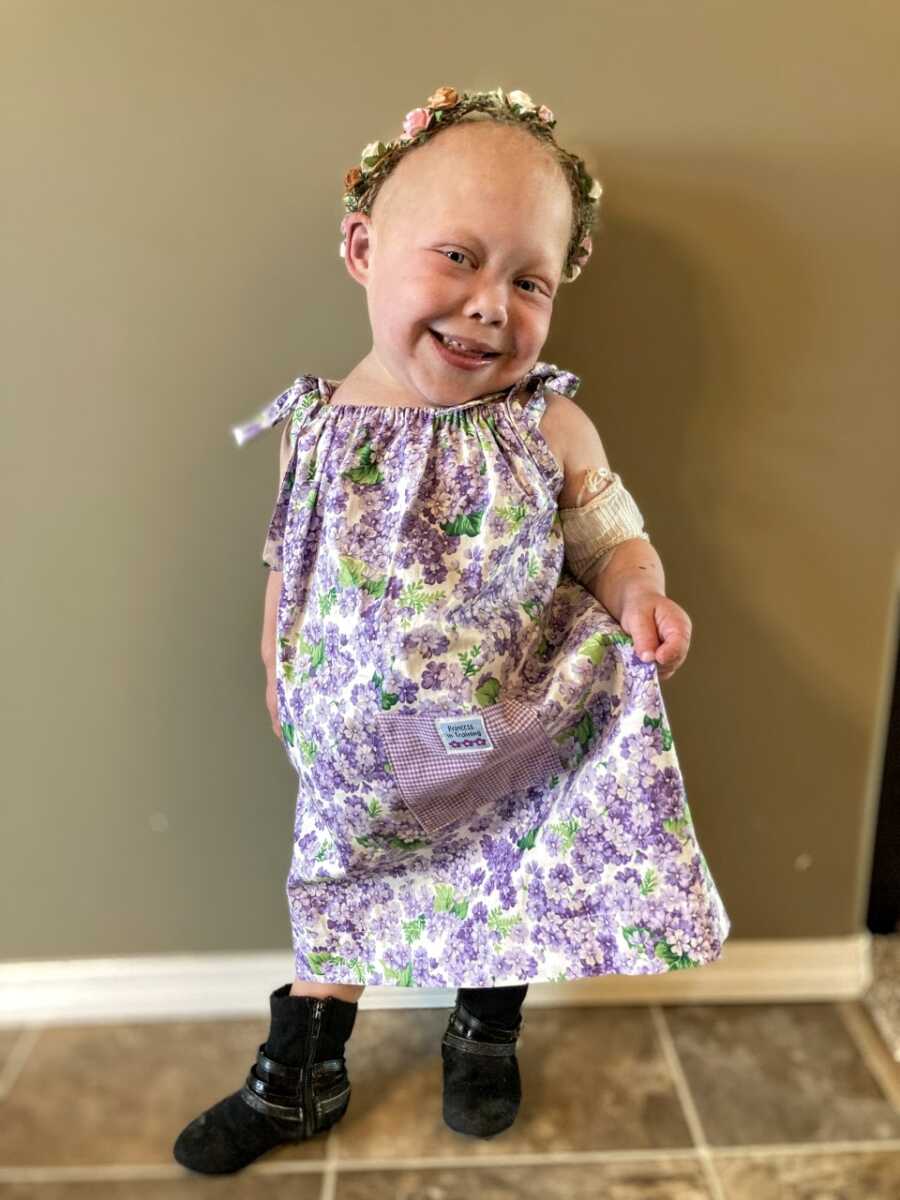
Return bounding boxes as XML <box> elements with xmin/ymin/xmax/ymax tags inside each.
<box><xmin>434</xmin><ymin>714</ymin><xmax>494</xmax><ymax>754</ymax></box>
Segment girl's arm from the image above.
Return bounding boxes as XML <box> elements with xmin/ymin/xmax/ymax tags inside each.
<box><xmin>261</xmin><ymin>568</ymin><xmax>282</xmax><ymax>670</ymax></box>
<box><xmin>262</xmin><ymin>568</ymin><xmax>283</xmax><ymax>740</ymax></box>
<box><xmin>585</xmin><ymin>538</ymin><xmax>666</xmax><ymax>619</ymax></box>
<box><xmin>542</xmin><ymin>389</ymin><xmax>664</xmax><ymax>620</ymax></box>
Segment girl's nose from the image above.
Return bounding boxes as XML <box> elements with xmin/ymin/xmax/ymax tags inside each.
<box><xmin>463</xmin><ymin>283</ymin><xmax>508</xmax><ymax>326</ymax></box>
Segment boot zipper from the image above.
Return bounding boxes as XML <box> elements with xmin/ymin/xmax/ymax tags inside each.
<box><xmin>303</xmin><ymin>999</ymin><xmax>326</xmax><ymax>1138</ymax></box>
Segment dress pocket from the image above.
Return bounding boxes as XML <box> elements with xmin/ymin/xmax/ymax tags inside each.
<box><xmin>375</xmin><ymin>696</ymin><xmax>563</xmax><ymax>835</ymax></box>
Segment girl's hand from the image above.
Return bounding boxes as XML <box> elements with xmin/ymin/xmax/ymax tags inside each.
<box><xmin>265</xmin><ymin>667</ymin><xmax>282</xmax><ymax>741</ymax></box>
<box><xmin>619</xmin><ymin>590</ymin><xmax>692</xmax><ymax>682</ymax></box>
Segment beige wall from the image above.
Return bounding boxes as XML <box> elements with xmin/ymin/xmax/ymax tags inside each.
<box><xmin>3</xmin><ymin>0</ymin><xmax>898</xmax><ymax>963</ymax></box>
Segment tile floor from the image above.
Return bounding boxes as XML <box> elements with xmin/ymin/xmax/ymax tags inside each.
<box><xmin>1</xmin><ymin>974</ymin><xmax>899</xmax><ymax>1198</ymax></box>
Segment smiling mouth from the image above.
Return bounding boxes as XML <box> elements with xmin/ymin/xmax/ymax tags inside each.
<box><xmin>429</xmin><ymin>329</ymin><xmax>501</xmax><ymax>359</ymax></box>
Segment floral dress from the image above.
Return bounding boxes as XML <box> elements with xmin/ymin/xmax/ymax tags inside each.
<box><xmin>231</xmin><ymin>361</ymin><xmax>731</xmax><ymax>987</ymax></box>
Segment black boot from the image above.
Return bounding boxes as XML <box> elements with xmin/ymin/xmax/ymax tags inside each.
<box><xmin>441</xmin><ymin>988</ymin><xmax>525</xmax><ymax>1138</ymax></box>
<box><xmin>173</xmin><ymin>983</ymin><xmax>358</xmax><ymax>1174</ymax></box>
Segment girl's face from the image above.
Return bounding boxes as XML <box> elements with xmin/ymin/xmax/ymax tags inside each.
<box><xmin>343</xmin><ymin>122</ymin><xmax>573</xmax><ymax>407</ymax></box>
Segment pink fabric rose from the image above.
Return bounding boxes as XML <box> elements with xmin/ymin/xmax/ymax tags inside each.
<box><xmin>401</xmin><ymin>107</ymin><xmax>432</xmax><ymax>141</ymax></box>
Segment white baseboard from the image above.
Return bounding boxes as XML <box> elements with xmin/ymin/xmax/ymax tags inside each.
<box><xmin>0</xmin><ymin>934</ymin><xmax>872</xmax><ymax>1027</ymax></box>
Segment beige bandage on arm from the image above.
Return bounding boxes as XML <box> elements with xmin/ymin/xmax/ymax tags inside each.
<box><xmin>558</xmin><ymin>467</ymin><xmax>650</xmax><ymax>586</ymax></box>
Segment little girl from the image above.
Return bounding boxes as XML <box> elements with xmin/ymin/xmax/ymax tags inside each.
<box><xmin>174</xmin><ymin>84</ymin><xmax>730</xmax><ymax>1175</ymax></box>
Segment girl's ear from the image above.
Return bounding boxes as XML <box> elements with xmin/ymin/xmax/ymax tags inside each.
<box><xmin>343</xmin><ymin>213</ymin><xmax>375</xmax><ymax>286</ymax></box>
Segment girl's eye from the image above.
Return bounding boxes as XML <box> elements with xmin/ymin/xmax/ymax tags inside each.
<box><xmin>440</xmin><ymin>250</ymin><xmax>546</xmax><ymax>296</ymax></box>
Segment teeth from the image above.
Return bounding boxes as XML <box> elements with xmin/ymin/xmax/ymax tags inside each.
<box><xmin>441</xmin><ymin>334</ymin><xmax>490</xmax><ymax>355</ymax></box>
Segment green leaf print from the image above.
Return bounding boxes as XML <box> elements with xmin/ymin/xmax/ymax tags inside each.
<box><xmin>621</xmin><ymin>927</ymin><xmax>699</xmax><ymax>970</ymax></box>
<box><xmin>304</xmin><ymin>454</ymin><xmax>317</xmax><ymax>482</ymax></box>
<box><xmin>579</xmin><ymin>629</ymin><xmax>632</xmax><ymax>667</ymax></box>
<box><xmin>308</xmin><ymin>638</ymin><xmax>326</xmax><ymax>670</ymax></box>
<box><xmin>555</xmin><ymin>710</ymin><xmax>595</xmax><ymax>763</ymax></box>
<box><xmin>313</xmin><ymin>839</ymin><xmax>333</xmax><ymax>862</ymax></box>
<box><xmin>346</xmin><ymin>957</ymin><xmax>369</xmax><ymax>985</ymax></box>
<box><xmin>340</xmin><ymin>436</ymin><xmax>384</xmax><ymax>487</ymax></box>
<box><xmin>396</xmin><ymin>580</ymin><xmax>426</xmax><ymax>613</ymax></box>
<box><xmin>319</xmin><ymin>586</ymin><xmax>338</xmax><ymax>616</ymax></box>
<box><xmin>288</xmin><ymin>632</ymin><xmax>325</xmax><ymax>680</ymax></box>
<box><xmin>533</xmin><ymin>635</ymin><xmax>550</xmax><ymax>659</ymax></box>
<box><xmin>488</xmin><ymin>908</ymin><xmax>522</xmax><ymax>939</ymax></box>
<box><xmin>298</xmin><ymin>390</ymin><xmax>318</xmax><ymax>416</ymax></box>
<box><xmin>361</xmin><ymin>575</ymin><xmax>387</xmax><ymax>598</ymax></box>
<box><xmin>367</xmin><ymin>798</ymin><xmax>382</xmax><ymax>818</ymax></box>
<box><xmin>306</xmin><ymin>952</ymin><xmax>371</xmax><ymax>984</ymax></box>
<box><xmin>441</xmin><ymin>510</ymin><xmax>485</xmax><ymax>537</ymax></box>
<box><xmin>337</xmin><ymin>556</ymin><xmax>386</xmax><ymax>600</ymax></box>
<box><xmin>643</xmin><ymin>714</ymin><xmax>674</xmax><ymax>751</ymax></box>
<box><xmin>387</xmin><ymin>835</ymin><xmax>430</xmax><ymax>850</ymax></box>
<box><xmin>372</xmin><ymin>669</ymin><xmax>401</xmax><ymax>711</ymax></box>
<box><xmin>337</xmin><ymin>555</ymin><xmax>371</xmax><ymax>589</ymax></box>
<box><xmin>280</xmin><ymin>721</ymin><xmax>295</xmax><ymax>747</ymax></box>
<box><xmin>621</xmin><ymin>924</ymin><xmax>654</xmax><ymax>954</ymax></box>
<box><xmin>403</xmin><ymin>914</ymin><xmax>427</xmax><ymax>944</ymax></box>
<box><xmin>516</xmin><ymin>827</ymin><xmax>539</xmax><ymax>851</ymax></box>
<box><xmin>496</xmin><ymin>501</ymin><xmax>528</xmax><ymax>532</ymax></box>
<box><xmin>382</xmin><ymin>961</ymin><xmax>414</xmax><ymax>987</ymax></box>
<box><xmin>354</xmin><ymin>831</ymin><xmax>428</xmax><ymax>851</ymax></box>
<box><xmin>639</xmin><ymin>867</ymin><xmax>658</xmax><ymax>895</ymax></box>
<box><xmin>433</xmin><ymin>409</ymin><xmax>477</xmax><ymax>437</ymax></box>
<box><xmin>434</xmin><ymin>883</ymin><xmax>469</xmax><ymax>917</ymax></box>
<box><xmin>578</xmin><ymin>631</ymin><xmax>609</xmax><ymax>666</ymax></box>
<box><xmin>654</xmin><ymin>941</ymin><xmax>700</xmax><ymax>970</ymax></box>
<box><xmin>307</xmin><ymin>951</ymin><xmax>341</xmax><ymax>976</ymax></box>
<box><xmin>527</xmin><ymin>551</ymin><xmax>540</xmax><ymax>579</ymax></box>
<box><xmin>662</xmin><ymin>816</ymin><xmax>690</xmax><ymax>843</ymax></box>
<box><xmin>474</xmin><ymin>677</ymin><xmax>501</xmax><ymax>707</ymax></box>
<box><xmin>549</xmin><ymin>818</ymin><xmax>580</xmax><ymax>851</ymax></box>
<box><xmin>298</xmin><ymin>737</ymin><xmax>316</xmax><ymax>766</ymax></box>
<box><xmin>458</xmin><ymin>643</ymin><xmax>482</xmax><ymax>678</ymax></box>
<box><xmin>521</xmin><ymin>598</ymin><xmax>544</xmax><ymax>622</ymax></box>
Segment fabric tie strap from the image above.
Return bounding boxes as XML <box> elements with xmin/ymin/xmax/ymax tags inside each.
<box><xmin>230</xmin><ymin>375</ymin><xmax>319</xmax><ymax>447</ymax></box>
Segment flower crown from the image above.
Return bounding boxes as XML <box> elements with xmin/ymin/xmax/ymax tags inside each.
<box><xmin>338</xmin><ymin>86</ymin><xmax>602</xmax><ymax>283</ymax></box>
